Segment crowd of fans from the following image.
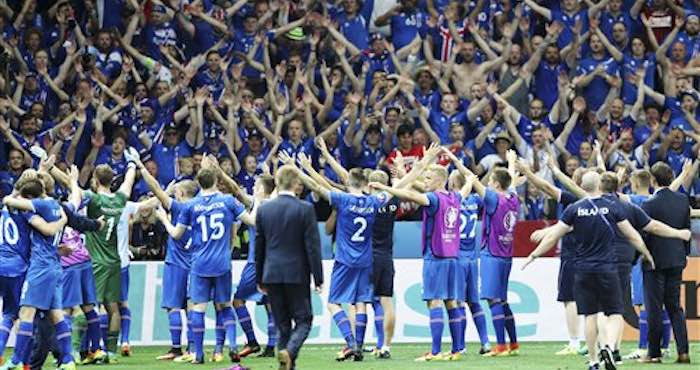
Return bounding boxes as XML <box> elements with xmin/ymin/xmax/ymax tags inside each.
<box><xmin>1</xmin><ymin>0</ymin><xmax>700</xmax><ymax>259</ymax></box>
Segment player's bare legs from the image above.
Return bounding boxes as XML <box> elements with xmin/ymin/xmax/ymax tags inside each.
<box><xmin>563</xmin><ymin>301</ymin><xmax>582</xmax><ymax>353</ymax></box>
<box><xmin>584</xmin><ymin>314</ymin><xmax>599</xmax><ymax>365</ymax></box>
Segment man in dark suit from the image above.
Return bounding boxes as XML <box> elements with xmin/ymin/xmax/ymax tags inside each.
<box><xmin>641</xmin><ymin>162</ymin><xmax>691</xmax><ymax>364</ymax></box>
<box><xmin>255</xmin><ymin>165</ymin><xmax>324</xmax><ymax>370</ymax></box>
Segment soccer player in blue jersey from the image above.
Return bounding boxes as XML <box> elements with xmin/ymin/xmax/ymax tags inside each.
<box><xmin>471</xmin><ymin>153</ymin><xmax>521</xmax><ymax>357</ymax></box>
<box><xmin>0</xmin><ymin>175</ymin><xmax>74</xmax><ymax>370</ymax></box>
<box><xmin>159</xmin><ymin>159</ymin><xmax>258</xmax><ymax>365</ymax></box>
<box><xmin>524</xmin><ymin>171</ymin><xmax>689</xmax><ymax>370</ymax></box>
<box><xmin>445</xmin><ymin>164</ymin><xmax>491</xmax><ymax>355</ymax></box>
<box><xmin>372</xmin><ymin>160</ymin><xmax>466</xmax><ymax>362</ymax></box>
<box><xmin>135</xmin><ymin>157</ymin><xmax>198</xmax><ymax>362</ymax></box>
<box><xmin>0</xmin><ymin>183</ymin><xmax>35</xmax><ymax>365</ymax></box>
<box><xmin>294</xmin><ymin>165</ymin><xmax>387</xmax><ymax>362</ymax></box>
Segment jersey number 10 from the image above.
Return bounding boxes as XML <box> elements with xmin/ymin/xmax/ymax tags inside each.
<box><xmin>0</xmin><ymin>215</ymin><xmax>19</xmax><ymax>246</ymax></box>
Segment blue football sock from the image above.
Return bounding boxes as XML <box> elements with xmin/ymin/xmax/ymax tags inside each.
<box><xmin>661</xmin><ymin>310</ymin><xmax>671</xmax><ymax>349</ymax></box>
<box><xmin>119</xmin><ymin>307</ymin><xmax>131</xmax><ymax>344</ymax></box>
<box><xmin>489</xmin><ymin>302</ymin><xmax>506</xmax><ymax>345</ymax></box>
<box><xmin>191</xmin><ymin>311</ymin><xmax>205</xmax><ymax>361</ymax></box>
<box><xmin>0</xmin><ymin>316</ymin><xmax>14</xmax><ymax>355</ymax></box>
<box><xmin>80</xmin><ymin>329</ymin><xmax>89</xmax><ymax>352</ymax></box>
<box><xmin>215</xmin><ymin>310</ymin><xmax>225</xmax><ymax>353</ymax></box>
<box><xmin>186</xmin><ymin>311</ymin><xmax>193</xmax><ymax>353</ymax></box>
<box><xmin>355</xmin><ymin>313</ymin><xmax>367</xmax><ymax>349</ymax></box>
<box><xmin>55</xmin><ymin>319</ymin><xmax>74</xmax><ymax>364</ymax></box>
<box><xmin>332</xmin><ymin>311</ymin><xmax>356</xmax><ymax>348</ymax></box>
<box><xmin>447</xmin><ymin>308</ymin><xmax>461</xmax><ymax>354</ymax></box>
<box><xmin>458</xmin><ymin>306</ymin><xmax>467</xmax><ymax>351</ymax></box>
<box><xmin>503</xmin><ymin>303</ymin><xmax>518</xmax><ymax>344</ymax></box>
<box><xmin>99</xmin><ymin>314</ymin><xmax>108</xmax><ymax>351</ymax></box>
<box><xmin>168</xmin><ymin>311</ymin><xmax>183</xmax><ymax>349</ymax></box>
<box><xmin>372</xmin><ymin>301</ymin><xmax>385</xmax><ymax>349</ymax></box>
<box><xmin>235</xmin><ymin>306</ymin><xmax>256</xmax><ymax>344</ymax></box>
<box><xmin>11</xmin><ymin>321</ymin><xmax>32</xmax><ymax>364</ymax></box>
<box><xmin>266</xmin><ymin>310</ymin><xmax>277</xmax><ymax>348</ymax></box>
<box><xmin>429</xmin><ymin>307</ymin><xmax>444</xmax><ymax>355</ymax></box>
<box><xmin>22</xmin><ymin>335</ymin><xmax>34</xmax><ymax>364</ymax></box>
<box><xmin>84</xmin><ymin>309</ymin><xmax>101</xmax><ymax>352</ymax></box>
<box><xmin>638</xmin><ymin>310</ymin><xmax>648</xmax><ymax>349</ymax></box>
<box><xmin>221</xmin><ymin>307</ymin><xmax>238</xmax><ymax>351</ymax></box>
<box><xmin>469</xmin><ymin>303</ymin><xmax>490</xmax><ymax>347</ymax></box>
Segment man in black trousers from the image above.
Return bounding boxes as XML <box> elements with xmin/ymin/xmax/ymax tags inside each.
<box><xmin>641</xmin><ymin>162</ymin><xmax>691</xmax><ymax>364</ymax></box>
<box><xmin>256</xmin><ymin>165</ymin><xmax>324</xmax><ymax>370</ymax></box>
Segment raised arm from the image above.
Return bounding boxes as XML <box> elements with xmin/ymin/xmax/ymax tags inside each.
<box><xmin>515</xmin><ymin>160</ymin><xmax>562</xmax><ymax>199</ymax></box>
<box><xmin>368</xmin><ymin>182</ymin><xmax>430</xmax><ymax>206</ymax></box>
<box><xmin>548</xmin><ymin>156</ymin><xmax>587</xmax><ymax>198</ymax></box>
<box><xmin>524</xmin><ymin>0</ymin><xmax>552</xmax><ymax>20</ymax></box>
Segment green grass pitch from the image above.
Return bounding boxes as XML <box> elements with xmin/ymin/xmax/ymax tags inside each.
<box><xmin>29</xmin><ymin>342</ymin><xmax>699</xmax><ymax>369</ymax></box>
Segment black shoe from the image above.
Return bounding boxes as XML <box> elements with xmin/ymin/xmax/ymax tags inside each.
<box><xmin>239</xmin><ymin>341</ymin><xmax>261</xmax><ymax>357</ymax></box>
<box><xmin>599</xmin><ymin>346</ymin><xmax>617</xmax><ymax>370</ymax></box>
<box><xmin>378</xmin><ymin>349</ymin><xmax>391</xmax><ymax>359</ymax></box>
<box><xmin>229</xmin><ymin>349</ymin><xmax>241</xmax><ymax>363</ymax></box>
<box><xmin>257</xmin><ymin>346</ymin><xmax>276</xmax><ymax>358</ymax></box>
<box><xmin>612</xmin><ymin>349</ymin><xmax>622</xmax><ymax>365</ymax></box>
<box><xmin>479</xmin><ymin>347</ymin><xmax>491</xmax><ymax>355</ymax></box>
<box><xmin>191</xmin><ymin>356</ymin><xmax>205</xmax><ymax>365</ymax></box>
<box><xmin>353</xmin><ymin>348</ymin><xmax>364</xmax><ymax>362</ymax></box>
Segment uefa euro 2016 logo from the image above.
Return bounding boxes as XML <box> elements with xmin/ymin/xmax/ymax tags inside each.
<box><xmin>444</xmin><ymin>207</ymin><xmax>459</xmax><ymax>229</ymax></box>
<box><xmin>503</xmin><ymin>210</ymin><xmax>517</xmax><ymax>232</ymax></box>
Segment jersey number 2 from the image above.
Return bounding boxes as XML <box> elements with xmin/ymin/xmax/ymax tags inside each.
<box><xmin>351</xmin><ymin>217</ymin><xmax>367</xmax><ymax>242</ymax></box>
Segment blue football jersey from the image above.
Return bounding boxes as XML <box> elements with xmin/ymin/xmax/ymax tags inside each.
<box><xmin>330</xmin><ymin>192</ymin><xmax>387</xmax><ymax>268</ymax></box>
<box><xmin>0</xmin><ymin>206</ymin><xmax>32</xmax><ymax>277</ymax></box>
<box><xmin>459</xmin><ymin>193</ymin><xmax>482</xmax><ymax>258</ymax></box>
<box><xmin>177</xmin><ymin>193</ymin><xmax>245</xmax><ymax>277</ymax></box>
<box><xmin>166</xmin><ymin>199</ymin><xmax>193</xmax><ymax>269</ymax></box>
<box><xmin>26</xmin><ymin>198</ymin><xmax>63</xmax><ymax>269</ymax></box>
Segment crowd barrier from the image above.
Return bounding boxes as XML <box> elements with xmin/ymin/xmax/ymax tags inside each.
<box><xmin>104</xmin><ymin>256</ymin><xmax>700</xmax><ymax>345</ymax></box>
